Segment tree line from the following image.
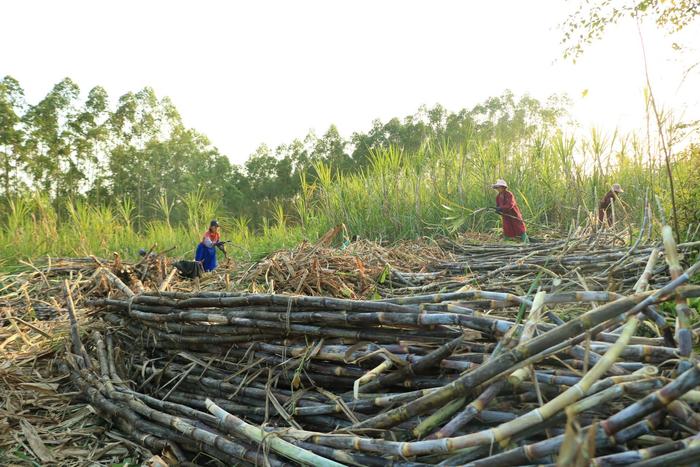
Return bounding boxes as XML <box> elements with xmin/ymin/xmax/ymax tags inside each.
<box><xmin>1</xmin><ymin>76</ymin><xmax>569</xmax><ymax>225</ymax></box>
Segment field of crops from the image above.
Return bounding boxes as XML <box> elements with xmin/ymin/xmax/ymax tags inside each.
<box><xmin>2</xmin><ymin>203</ymin><xmax>700</xmax><ymax>465</ymax></box>
<box><xmin>2</xmin><ymin>35</ymin><xmax>700</xmax><ymax>467</ymax></box>
<box><xmin>2</xmin><ymin>132</ymin><xmax>699</xmax><ymax>274</ymax></box>
<box><xmin>2</xmin><ymin>125</ymin><xmax>700</xmax><ymax>466</ymax></box>
<box><xmin>5</xmin><ymin>0</ymin><xmax>700</xmax><ymax>464</ymax></box>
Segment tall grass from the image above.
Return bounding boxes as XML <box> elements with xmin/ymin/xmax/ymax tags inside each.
<box><xmin>1</xmin><ymin>131</ymin><xmax>697</xmax><ymax>269</ymax></box>
<box><xmin>0</xmin><ymin>193</ymin><xmax>327</xmax><ymax>270</ymax></box>
<box><xmin>309</xmin><ymin>131</ymin><xmax>692</xmax><ymax>240</ymax></box>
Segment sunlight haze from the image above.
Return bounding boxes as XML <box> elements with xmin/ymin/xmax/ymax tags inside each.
<box><xmin>3</xmin><ymin>0</ymin><xmax>699</xmax><ymax>163</ymax></box>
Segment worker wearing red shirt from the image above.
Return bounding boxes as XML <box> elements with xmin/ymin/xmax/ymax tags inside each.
<box><xmin>598</xmin><ymin>183</ymin><xmax>624</xmax><ymax>227</ymax></box>
<box><xmin>492</xmin><ymin>179</ymin><xmax>528</xmax><ymax>242</ymax></box>
<box><xmin>195</xmin><ymin>220</ymin><xmax>222</xmax><ymax>271</ymax></box>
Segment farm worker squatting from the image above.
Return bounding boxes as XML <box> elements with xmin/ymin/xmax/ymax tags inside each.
<box><xmin>598</xmin><ymin>183</ymin><xmax>624</xmax><ymax>227</ymax></box>
<box><xmin>491</xmin><ymin>179</ymin><xmax>529</xmax><ymax>243</ymax></box>
<box><xmin>195</xmin><ymin>219</ymin><xmax>224</xmax><ymax>272</ymax></box>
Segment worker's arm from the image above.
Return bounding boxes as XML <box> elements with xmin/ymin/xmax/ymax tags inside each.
<box><xmin>202</xmin><ymin>233</ymin><xmax>215</xmax><ymax>248</ymax></box>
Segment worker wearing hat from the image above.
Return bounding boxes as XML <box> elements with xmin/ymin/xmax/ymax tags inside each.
<box><xmin>598</xmin><ymin>183</ymin><xmax>624</xmax><ymax>227</ymax></box>
<box><xmin>492</xmin><ymin>179</ymin><xmax>528</xmax><ymax>242</ymax></box>
<box><xmin>195</xmin><ymin>219</ymin><xmax>222</xmax><ymax>272</ymax></box>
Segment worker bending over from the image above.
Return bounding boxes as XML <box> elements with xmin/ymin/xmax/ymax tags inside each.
<box><xmin>195</xmin><ymin>219</ymin><xmax>223</xmax><ymax>272</ymax></box>
<box><xmin>492</xmin><ymin>179</ymin><xmax>528</xmax><ymax>243</ymax></box>
<box><xmin>598</xmin><ymin>183</ymin><xmax>624</xmax><ymax>227</ymax></box>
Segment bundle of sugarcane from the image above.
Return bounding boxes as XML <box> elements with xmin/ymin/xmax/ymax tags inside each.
<box><xmin>0</xmin><ymin>263</ymin><xmax>149</xmax><ymax>465</ymax></box>
<box><xmin>238</xmin><ymin>238</ymin><xmax>453</xmax><ymax>299</ymax></box>
<box><xmin>63</xmin><ymin>227</ymin><xmax>700</xmax><ymax>465</ymax></box>
<box><xmin>23</xmin><ymin>248</ymin><xmax>177</xmax><ymax>295</ymax></box>
<box><xmin>234</xmin><ymin>234</ymin><xmax>700</xmax><ymax>300</ymax></box>
<box><xmin>421</xmin><ymin>235</ymin><xmax>700</xmax><ymax>297</ymax></box>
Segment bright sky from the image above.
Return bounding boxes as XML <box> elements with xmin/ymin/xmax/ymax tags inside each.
<box><xmin>2</xmin><ymin>1</ymin><xmax>699</xmax><ymax>164</ymax></box>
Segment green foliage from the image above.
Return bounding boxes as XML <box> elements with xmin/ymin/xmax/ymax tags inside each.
<box><xmin>0</xmin><ymin>76</ymin><xmax>27</xmax><ymax>196</ymax></box>
<box><xmin>674</xmin><ymin>144</ymin><xmax>700</xmax><ymax>235</ymax></box>
<box><xmin>561</xmin><ymin>0</ymin><xmax>700</xmax><ymax>60</ymax></box>
<box><xmin>304</xmin><ymin>132</ymin><xmax>674</xmax><ymax>240</ymax></box>
<box><xmin>1</xmin><ymin>77</ymin><xmax>699</xmax><ymax>269</ymax></box>
<box><xmin>0</xmin><ymin>76</ymin><xmax>573</xmax><ymax>226</ymax></box>
<box><xmin>0</xmin><ymin>192</ymin><xmax>327</xmax><ymax>268</ymax></box>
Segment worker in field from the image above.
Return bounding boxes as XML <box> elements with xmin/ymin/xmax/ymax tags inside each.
<box><xmin>195</xmin><ymin>219</ymin><xmax>223</xmax><ymax>272</ymax></box>
<box><xmin>598</xmin><ymin>183</ymin><xmax>624</xmax><ymax>227</ymax></box>
<box><xmin>492</xmin><ymin>179</ymin><xmax>528</xmax><ymax>243</ymax></box>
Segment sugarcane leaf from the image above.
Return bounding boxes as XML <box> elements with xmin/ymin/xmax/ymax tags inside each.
<box><xmin>557</xmin><ymin>408</ymin><xmax>581</xmax><ymax>466</ymax></box>
<box><xmin>344</xmin><ymin>342</ymin><xmax>370</xmax><ymax>363</ymax></box>
<box><xmin>308</xmin><ymin>339</ymin><xmax>325</xmax><ymax>360</ymax></box>
<box><xmin>578</xmin><ymin>420</ymin><xmax>598</xmax><ymax>466</ymax></box>
<box><xmin>378</xmin><ymin>265</ymin><xmax>390</xmax><ymax>284</ymax></box>
<box><xmin>291</xmin><ymin>372</ymin><xmax>302</xmax><ymax>389</ymax></box>
<box><xmin>20</xmin><ymin>420</ymin><xmax>55</xmax><ymax>464</ymax></box>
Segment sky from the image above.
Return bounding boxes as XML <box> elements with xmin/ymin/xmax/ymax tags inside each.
<box><xmin>2</xmin><ymin>0</ymin><xmax>699</xmax><ymax>164</ymax></box>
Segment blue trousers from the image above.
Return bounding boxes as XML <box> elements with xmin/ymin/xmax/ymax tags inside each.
<box><xmin>195</xmin><ymin>243</ymin><xmax>217</xmax><ymax>271</ymax></box>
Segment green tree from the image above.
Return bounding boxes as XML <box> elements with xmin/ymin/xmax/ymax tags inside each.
<box><xmin>109</xmin><ymin>127</ymin><xmax>233</xmax><ymax>221</ymax></box>
<box><xmin>561</xmin><ymin>0</ymin><xmax>700</xmax><ymax>60</ymax></box>
<box><xmin>108</xmin><ymin>87</ymin><xmax>184</xmax><ymax>219</ymax></box>
<box><xmin>350</xmin><ymin>94</ymin><xmax>567</xmax><ymax>166</ymax></box>
<box><xmin>244</xmin><ymin>144</ymin><xmax>282</xmax><ymax>202</ymax></box>
<box><xmin>467</xmin><ymin>91</ymin><xmax>566</xmax><ymax>146</ymax></box>
<box><xmin>220</xmin><ymin>163</ymin><xmax>247</xmax><ymax>216</ymax></box>
<box><xmin>70</xmin><ymin>86</ymin><xmax>110</xmax><ymax>196</ymax></box>
<box><xmin>22</xmin><ymin>77</ymin><xmax>81</xmax><ymax>199</ymax></box>
<box><xmin>312</xmin><ymin>125</ymin><xmax>352</xmax><ymax>172</ymax></box>
<box><xmin>110</xmin><ymin>87</ymin><xmax>182</xmax><ymax>148</ymax></box>
<box><xmin>0</xmin><ymin>76</ymin><xmax>27</xmax><ymax>196</ymax></box>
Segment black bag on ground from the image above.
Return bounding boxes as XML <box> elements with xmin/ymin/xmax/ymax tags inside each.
<box><xmin>173</xmin><ymin>260</ymin><xmax>204</xmax><ymax>279</ymax></box>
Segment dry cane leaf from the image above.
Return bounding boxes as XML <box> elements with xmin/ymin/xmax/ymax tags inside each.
<box><xmin>556</xmin><ymin>408</ymin><xmax>580</xmax><ymax>467</ymax></box>
<box><xmin>144</xmin><ymin>454</ymin><xmax>169</xmax><ymax>467</ymax></box>
<box><xmin>577</xmin><ymin>420</ymin><xmax>598</xmax><ymax>466</ymax></box>
<box><xmin>20</xmin><ymin>419</ymin><xmax>56</xmax><ymax>463</ymax></box>
<box><xmin>291</xmin><ymin>372</ymin><xmax>302</xmax><ymax>389</ymax></box>
<box><xmin>161</xmin><ymin>445</ymin><xmax>181</xmax><ymax>465</ymax></box>
<box><xmin>18</xmin><ymin>382</ymin><xmax>59</xmax><ymax>394</ymax></box>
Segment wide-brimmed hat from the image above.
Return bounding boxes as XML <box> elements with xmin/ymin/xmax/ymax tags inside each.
<box><xmin>612</xmin><ymin>183</ymin><xmax>624</xmax><ymax>193</ymax></box>
<box><xmin>491</xmin><ymin>179</ymin><xmax>508</xmax><ymax>189</ymax></box>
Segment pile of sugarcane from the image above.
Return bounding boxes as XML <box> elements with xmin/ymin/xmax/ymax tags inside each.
<box><xmin>0</xmin><ymin>260</ymin><xmax>141</xmax><ymax>465</ymax></box>
<box><xmin>62</xmin><ymin>225</ymin><xmax>700</xmax><ymax>466</ymax></box>
<box><xmin>236</xmin><ymin>225</ymin><xmax>700</xmax><ymax>300</ymax></box>
<box><xmin>396</xmin><ymin>236</ymin><xmax>700</xmax><ymax>297</ymax></box>
<box><xmin>238</xmin><ymin>237</ymin><xmax>452</xmax><ymax>299</ymax></box>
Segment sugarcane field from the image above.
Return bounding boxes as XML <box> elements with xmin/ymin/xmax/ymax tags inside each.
<box><xmin>3</xmin><ymin>2</ymin><xmax>700</xmax><ymax>467</ymax></box>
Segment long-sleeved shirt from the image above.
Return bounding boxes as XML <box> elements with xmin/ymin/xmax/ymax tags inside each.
<box><xmin>201</xmin><ymin>230</ymin><xmax>220</xmax><ymax>248</ymax></box>
<box><xmin>496</xmin><ymin>190</ymin><xmax>527</xmax><ymax>238</ymax></box>
<box><xmin>598</xmin><ymin>191</ymin><xmax>617</xmax><ymax>226</ymax></box>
